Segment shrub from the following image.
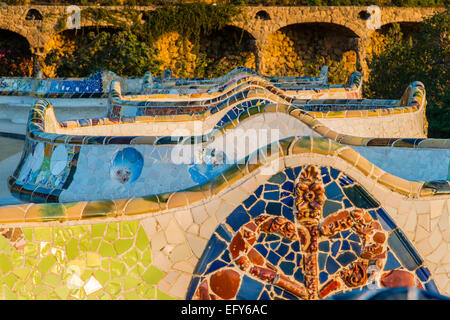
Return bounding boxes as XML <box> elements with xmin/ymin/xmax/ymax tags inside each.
<box><xmin>366</xmin><ymin>10</ymin><xmax>449</xmax><ymax>138</ymax></box>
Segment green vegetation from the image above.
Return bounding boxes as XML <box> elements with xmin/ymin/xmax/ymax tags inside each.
<box><xmin>366</xmin><ymin>10</ymin><xmax>449</xmax><ymax>138</ymax></box>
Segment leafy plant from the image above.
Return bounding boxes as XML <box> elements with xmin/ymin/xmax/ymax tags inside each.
<box><xmin>366</xmin><ymin>10</ymin><xmax>449</xmax><ymax>138</ymax></box>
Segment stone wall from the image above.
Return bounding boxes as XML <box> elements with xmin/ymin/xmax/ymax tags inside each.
<box><xmin>0</xmin><ymin>5</ymin><xmax>444</xmax><ymax>77</ymax></box>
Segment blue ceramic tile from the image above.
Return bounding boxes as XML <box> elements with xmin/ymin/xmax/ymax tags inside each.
<box><xmin>319</xmin><ymin>241</ymin><xmax>329</xmax><ymax>252</ymax></box>
<box><xmin>205</xmin><ymin>260</ymin><xmax>227</xmax><ymax>274</ymax></box>
<box><xmin>249</xmin><ymin>200</ymin><xmax>266</xmax><ymax>218</ymax></box>
<box><xmin>276</xmin><ymin>244</ymin><xmax>289</xmax><ymax>256</ymax></box>
<box><xmin>319</xmin><ymin>271</ymin><xmax>328</xmax><ymax>284</ymax></box>
<box><xmin>264</xmin><ymin>191</ymin><xmax>279</xmax><ymax>201</ymax></box>
<box><xmin>264</xmin><ymin>184</ymin><xmax>279</xmax><ymax>191</ymax></box>
<box><xmin>416</xmin><ymin>267</ymin><xmax>431</xmax><ymax>282</ymax></box>
<box><xmin>267</xmin><ymin>251</ymin><xmax>281</xmax><ymax>265</ymax></box>
<box><xmin>185</xmin><ymin>276</ymin><xmax>200</xmax><ymax>300</ymax></box>
<box><xmin>237</xmin><ymin>275</ymin><xmax>264</xmax><ymax>300</ymax></box>
<box><xmin>216</xmin><ymin>224</ymin><xmax>233</xmax><ymax>242</ymax></box>
<box><xmin>326</xmin><ymin>257</ymin><xmax>340</xmax><ymax>274</ymax></box>
<box><xmin>221</xmin><ymin>250</ymin><xmax>231</xmax><ymax>263</ymax></box>
<box><xmin>254</xmin><ymin>244</ymin><xmax>268</xmax><ymax>257</ymax></box>
<box><xmin>285</xmin><ymin>168</ymin><xmax>295</xmax><ymax>180</ymax></box>
<box><xmin>243</xmin><ymin>195</ymin><xmax>257</xmax><ymax>209</ymax></box>
<box><xmin>388</xmin><ymin>229</ymin><xmax>424</xmax><ymax>271</ymax></box>
<box><xmin>281</xmin><ymin>196</ymin><xmax>293</xmax><ymax>207</ymax></box>
<box><xmin>376</xmin><ymin>208</ymin><xmax>396</xmax><ymax>231</ymax></box>
<box><xmin>281</xmin><ymin>181</ymin><xmax>294</xmax><ymax>192</ymax></box>
<box><xmin>330</xmin><ymin>168</ymin><xmax>340</xmax><ymax>180</ymax></box>
<box><xmin>282</xmin><ymin>205</ymin><xmax>294</xmax><ymax>221</ymax></box>
<box><xmin>331</xmin><ymin>241</ymin><xmax>340</xmax><ymax>256</ymax></box>
<box><xmin>254</xmin><ymin>185</ymin><xmax>263</xmax><ymax>198</ymax></box>
<box><xmin>194</xmin><ymin>234</ymin><xmax>227</xmax><ymax>274</ymax></box>
<box><xmin>325</xmin><ymin>182</ymin><xmax>343</xmax><ymax>201</ymax></box>
<box><xmin>323</xmin><ymin>200</ymin><xmax>342</xmax><ymax>218</ymax></box>
<box><xmin>226</xmin><ymin>205</ymin><xmax>250</xmax><ymax>231</ymax></box>
<box><xmin>424</xmin><ymin>280</ymin><xmax>439</xmax><ymax>293</ymax></box>
<box><xmin>259</xmin><ymin>291</ymin><xmax>271</xmax><ymax>300</ymax></box>
<box><xmin>266</xmin><ymin>202</ymin><xmax>282</xmax><ymax>215</ymax></box>
<box><xmin>280</xmin><ymin>261</ymin><xmax>295</xmax><ymax>275</ymax></box>
<box><xmin>343</xmin><ymin>199</ymin><xmax>353</xmax><ymax>208</ymax></box>
<box><xmin>321</xmin><ymin>167</ymin><xmax>331</xmax><ymax>184</ymax></box>
<box><xmin>319</xmin><ymin>252</ymin><xmax>327</xmax><ymax>270</ymax></box>
<box><xmin>285</xmin><ymin>252</ymin><xmax>295</xmax><ymax>261</ymax></box>
<box><xmin>293</xmin><ymin>166</ymin><xmax>302</xmax><ymax>177</ymax></box>
<box><xmin>336</xmin><ymin>252</ymin><xmax>357</xmax><ymax>266</ymax></box>
<box><xmin>341</xmin><ymin>240</ymin><xmax>350</xmax><ymax>250</ymax></box>
<box><xmin>294</xmin><ymin>268</ymin><xmax>304</xmax><ymax>283</ymax></box>
<box><xmin>266</xmin><ymin>234</ymin><xmax>280</xmax><ymax>242</ymax></box>
<box><xmin>270</xmin><ymin>241</ymin><xmax>280</xmax><ymax>250</ymax></box>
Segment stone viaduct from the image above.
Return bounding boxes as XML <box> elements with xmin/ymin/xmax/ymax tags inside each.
<box><xmin>0</xmin><ymin>4</ymin><xmax>444</xmax><ymax>76</ymax></box>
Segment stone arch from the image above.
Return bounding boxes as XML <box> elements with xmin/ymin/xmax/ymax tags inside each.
<box><xmin>25</xmin><ymin>9</ymin><xmax>43</xmax><ymax>21</ymax></box>
<box><xmin>198</xmin><ymin>25</ymin><xmax>257</xmax><ymax>77</ymax></box>
<box><xmin>42</xmin><ymin>26</ymin><xmax>124</xmax><ymax>77</ymax></box>
<box><xmin>0</xmin><ymin>28</ymin><xmax>33</xmax><ymax>76</ymax></box>
<box><xmin>262</xmin><ymin>23</ymin><xmax>359</xmax><ymax>80</ymax></box>
<box><xmin>255</xmin><ymin>10</ymin><xmax>271</xmax><ymax>21</ymax></box>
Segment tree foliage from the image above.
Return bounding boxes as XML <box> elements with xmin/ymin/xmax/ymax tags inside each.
<box><xmin>366</xmin><ymin>10</ymin><xmax>449</xmax><ymax>138</ymax></box>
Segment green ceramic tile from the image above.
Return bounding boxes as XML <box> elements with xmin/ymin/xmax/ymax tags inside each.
<box><xmin>124</xmin><ymin>276</ymin><xmax>141</xmax><ymax>291</ymax></box>
<box><xmin>24</xmin><ymin>243</ymin><xmax>39</xmax><ymax>257</ymax></box>
<box><xmin>22</xmin><ymin>228</ymin><xmax>33</xmax><ymax>241</ymax></box>
<box><xmin>136</xmin><ymin>227</ymin><xmax>149</xmax><ymax>251</ymax></box>
<box><xmin>110</xmin><ymin>260</ymin><xmax>126</xmax><ymax>278</ymax></box>
<box><xmin>124</xmin><ymin>291</ymin><xmax>141</xmax><ymax>300</ymax></box>
<box><xmin>86</xmin><ymin>252</ymin><xmax>101</xmax><ymax>268</ymax></box>
<box><xmin>113</xmin><ymin>239</ymin><xmax>134</xmax><ymax>255</ymax></box>
<box><xmin>68</xmin><ymin>225</ymin><xmax>89</xmax><ymax>239</ymax></box>
<box><xmin>104</xmin><ymin>223</ymin><xmax>118</xmax><ymax>242</ymax></box>
<box><xmin>120</xmin><ymin>220</ymin><xmax>140</xmax><ymax>238</ymax></box>
<box><xmin>142</xmin><ymin>248</ymin><xmax>152</xmax><ymax>266</ymax></box>
<box><xmin>34</xmin><ymin>227</ymin><xmax>52</xmax><ymax>241</ymax></box>
<box><xmin>25</xmin><ymin>256</ymin><xmax>38</xmax><ymax>268</ymax></box>
<box><xmin>104</xmin><ymin>280</ymin><xmax>121</xmax><ymax>297</ymax></box>
<box><xmin>93</xmin><ymin>270</ymin><xmax>109</xmax><ymax>286</ymax></box>
<box><xmin>13</xmin><ymin>279</ymin><xmax>24</xmax><ymax>293</ymax></box>
<box><xmin>157</xmin><ymin>288</ymin><xmax>177</xmax><ymax>300</ymax></box>
<box><xmin>39</xmin><ymin>242</ymin><xmax>50</xmax><ymax>257</ymax></box>
<box><xmin>33</xmin><ymin>284</ymin><xmax>46</xmax><ymax>296</ymax></box>
<box><xmin>55</xmin><ymin>286</ymin><xmax>70</xmax><ymax>299</ymax></box>
<box><xmin>30</xmin><ymin>270</ymin><xmax>42</xmax><ymax>286</ymax></box>
<box><xmin>79</xmin><ymin>234</ymin><xmax>92</xmax><ymax>252</ymax></box>
<box><xmin>43</xmin><ymin>273</ymin><xmax>60</xmax><ymax>287</ymax></box>
<box><xmin>70</xmin><ymin>288</ymin><xmax>86</xmax><ymax>300</ymax></box>
<box><xmin>9</xmin><ymin>250</ymin><xmax>23</xmax><ymax>268</ymax></box>
<box><xmin>101</xmin><ymin>260</ymin><xmax>110</xmax><ymax>271</ymax></box>
<box><xmin>53</xmin><ymin>247</ymin><xmax>66</xmax><ymax>265</ymax></box>
<box><xmin>137</xmin><ymin>283</ymin><xmax>155</xmax><ymax>299</ymax></box>
<box><xmin>47</xmin><ymin>291</ymin><xmax>59</xmax><ymax>300</ymax></box>
<box><xmin>18</xmin><ymin>292</ymin><xmax>33</xmax><ymax>300</ymax></box>
<box><xmin>0</xmin><ymin>235</ymin><xmax>11</xmax><ymax>253</ymax></box>
<box><xmin>1</xmin><ymin>273</ymin><xmax>17</xmax><ymax>289</ymax></box>
<box><xmin>91</xmin><ymin>239</ymin><xmax>101</xmax><ymax>251</ymax></box>
<box><xmin>81</xmin><ymin>270</ymin><xmax>93</xmax><ymax>281</ymax></box>
<box><xmin>38</xmin><ymin>255</ymin><xmax>56</xmax><ymax>276</ymax></box>
<box><xmin>65</xmin><ymin>238</ymin><xmax>79</xmax><ymax>260</ymax></box>
<box><xmin>92</xmin><ymin>223</ymin><xmax>107</xmax><ymax>238</ymax></box>
<box><xmin>98</xmin><ymin>240</ymin><xmax>116</xmax><ymax>258</ymax></box>
<box><xmin>130</xmin><ymin>265</ymin><xmax>144</xmax><ymax>277</ymax></box>
<box><xmin>3</xmin><ymin>286</ymin><xmax>17</xmax><ymax>300</ymax></box>
<box><xmin>12</xmin><ymin>268</ymin><xmax>30</xmax><ymax>280</ymax></box>
<box><xmin>0</xmin><ymin>254</ymin><xmax>12</xmax><ymax>274</ymax></box>
<box><xmin>53</xmin><ymin>227</ymin><xmax>71</xmax><ymax>247</ymax></box>
<box><xmin>142</xmin><ymin>266</ymin><xmax>164</xmax><ymax>285</ymax></box>
<box><xmin>123</xmin><ymin>249</ymin><xmax>140</xmax><ymax>267</ymax></box>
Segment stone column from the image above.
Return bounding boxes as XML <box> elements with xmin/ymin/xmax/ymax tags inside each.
<box><xmin>356</xmin><ymin>35</ymin><xmax>371</xmax><ymax>81</ymax></box>
<box><xmin>252</xmin><ymin>37</ymin><xmax>269</xmax><ymax>75</ymax></box>
<box><xmin>31</xmin><ymin>47</ymin><xmax>45</xmax><ymax>78</ymax></box>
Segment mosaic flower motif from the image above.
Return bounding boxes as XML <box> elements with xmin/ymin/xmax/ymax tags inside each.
<box><xmin>110</xmin><ymin>147</ymin><xmax>144</xmax><ymax>184</ymax></box>
<box><xmin>295</xmin><ymin>165</ymin><xmax>325</xmax><ymax>219</ymax></box>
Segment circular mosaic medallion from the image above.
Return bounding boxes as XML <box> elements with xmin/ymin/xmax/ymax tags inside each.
<box><xmin>50</xmin><ymin>145</ymin><xmax>68</xmax><ymax>175</ymax></box>
<box><xmin>110</xmin><ymin>147</ymin><xmax>144</xmax><ymax>183</ymax></box>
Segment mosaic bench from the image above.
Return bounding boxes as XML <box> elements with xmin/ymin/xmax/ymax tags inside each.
<box><xmin>7</xmin><ymin>80</ymin><xmax>446</xmax><ymax>204</ymax></box>
<box><xmin>107</xmin><ymin>80</ymin><xmax>424</xmax><ymax>139</ymax></box>
<box><xmin>142</xmin><ymin>66</ymin><xmax>329</xmax><ymax>93</ymax></box>
<box><xmin>0</xmin><ymin>136</ymin><xmax>448</xmax><ymax>299</ymax></box>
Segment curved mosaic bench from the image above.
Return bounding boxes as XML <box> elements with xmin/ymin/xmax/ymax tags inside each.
<box><xmin>108</xmin><ymin>71</ymin><xmax>362</xmax><ymax>118</ymax></box>
<box><xmin>0</xmin><ymin>136</ymin><xmax>448</xmax><ymax>299</ymax></box>
<box><xmin>108</xmin><ymin>80</ymin><xmax>423</xmax><ymax>139</ymax></box>
<box><xmin>0</xmin><ymin>71</ymin><xmax>144</xmax><ymax>126</ymax></box>
<box><xmin>142</xmin><ymin>66</ymin><xmax>329</xmax><ymax>93</ymax></box>
<box><xmin>7</xmin><ymin>80</ymin><xmax>446</xmax><ymax>203</ymax></box>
